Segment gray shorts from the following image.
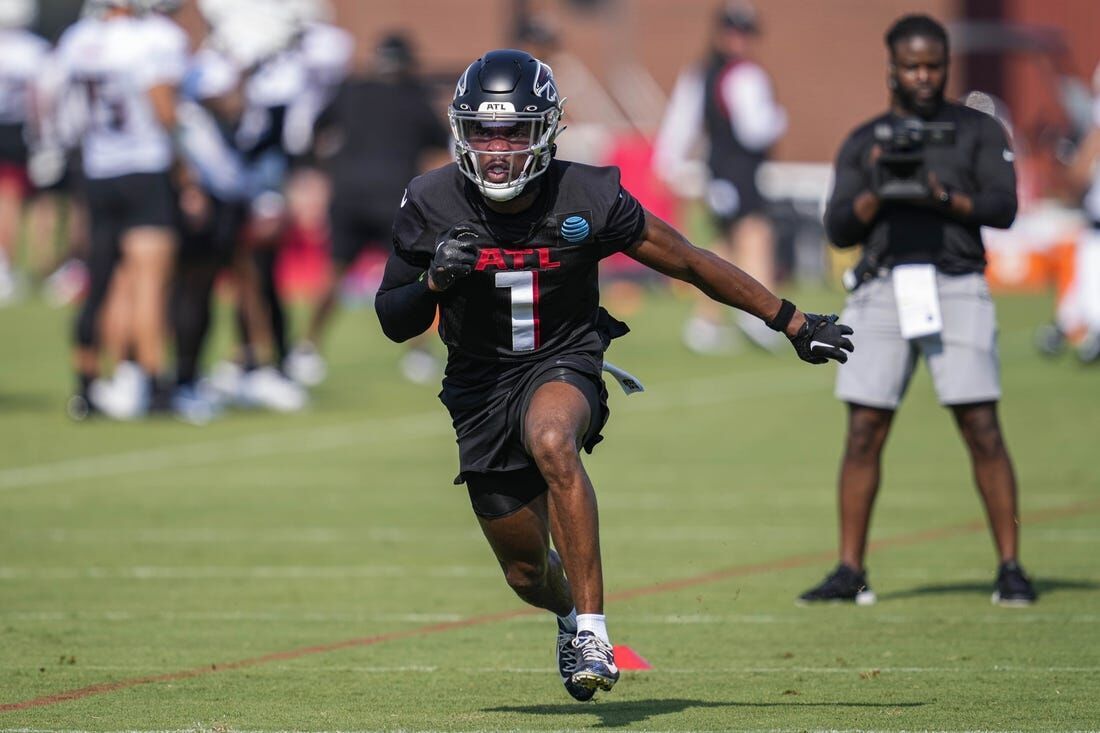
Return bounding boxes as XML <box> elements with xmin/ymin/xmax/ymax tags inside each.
<box><xmin>835</xmin><ymin>271</ymin><xmax>1001</xmax><ymax>409</ymax></box>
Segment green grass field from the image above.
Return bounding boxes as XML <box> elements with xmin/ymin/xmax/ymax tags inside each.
<box><xmin>1</xmin><ymin>286</ymin><xmax>1097</xmax><ymax>732</ymax></box>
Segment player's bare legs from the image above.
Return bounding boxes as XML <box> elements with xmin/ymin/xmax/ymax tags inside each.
<box><xmin>524</xmin><ymin>381</ymin><xmax>602</xmax><ymax>615</ymax></box>
<box><xmin>798</xmin><ymin>403</ymin><xmax>892</xmax><ymax>604</ymax></box>
<box><xmin>732</xmin><ymin>213</ymin><xmax>776</xmax><ymax>291</ymax></box>
<box><xmin>101</xmin><ymin>261</ymin><xmax>132</xmax><ymax>366</ymax></box>
<box><xmin>838</xmin><ymin>403</ymin><xmax>895</xmax><ymax>570</ymax></box>
<box><xmin>122</xmin><ymin>227</ymin><xmax>176</xmax><ymax>378</ymax></box>
<box><xmin>524</xmin><ymin>380</ymin><xmax>618</xmax><ymax>694</ymax></box>
<box><xmin>950</xmin><ymin>402</ymin><xmax>1019</xmax><ymax>562</ymax></box>
<box><xmin>0</xmin><ymin>178</ymin><xmax>24</xmax><ymax>302</ymax></box>
<box><xmin>305</xmin><ymin>262</ymin><xmax>349</xmax><ymax>348</ymax></box>
<box><xmin>477</xmin><ymin>494</ymin><xmax>573</xmax><ymax>615</ymax></box>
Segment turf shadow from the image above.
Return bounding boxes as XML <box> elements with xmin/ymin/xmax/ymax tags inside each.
<box><xmin>0</xmin><ymin>391</ymin><xmax>56</xmax><ymax>411</ymax></box>
<box><xmin>877</xmin><ymin>577</ymin><xmax>1100</xmax><ymax>602</ymax></box>
<box><xmin>485</xmin><ymin>698</ymin><xmax>926</xmax><ymax>727</ymax></box>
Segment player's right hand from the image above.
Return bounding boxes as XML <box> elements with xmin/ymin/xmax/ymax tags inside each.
<box><xmin>790</xmin><ymin>313</ymin><xmax>855</xmax><ymax>364</ymax></box>
<box><xmin>428</xmin><ymin>227</ymin><xmax>482</xmax><ymax>291</ymax></box>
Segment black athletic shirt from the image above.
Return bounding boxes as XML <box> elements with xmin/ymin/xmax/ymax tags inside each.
<box><xmin>824</xmin><ymin>101</ymin><xmax>1017</xmax><ymax>275</ymax></box>
<box><xmin>375</xmin><ymin>160</ymin><xmax>645</xmax><ymax>394</ymax></box>
<box><xmin>702</xmin><ymin>54</ymin><xmax>767</xmax><ymax>192</ymax></box>
<box><xmin>316</xmin><ymin>77</ymin><xmax>449</xmax><ymax>215</ymax></box>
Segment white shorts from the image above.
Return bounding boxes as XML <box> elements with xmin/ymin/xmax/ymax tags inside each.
<box><xmin>835</xmin><ymin>271</ymin><xmax>1001</xmax><ymax>409</ymax></box>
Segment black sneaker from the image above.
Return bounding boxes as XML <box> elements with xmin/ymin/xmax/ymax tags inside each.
<box><xmin>992</xmin><ymin>561</ymin><xmax>1037</xmax><ymax>607</ymax></box>
<box><xmin>797</xmin><ymin>564</ymin><xmax>877</xmax><ymax>606</ymax></box>
<box><xmin>556</xmin><ymin>620</ymin><xmax>594</xmax><ymax>702</ymax></box>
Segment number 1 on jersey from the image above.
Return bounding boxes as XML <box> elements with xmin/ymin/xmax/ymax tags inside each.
<box><xmin>495</xmin><ymin>271</ymin><xmax>540</xmax><ymax>351</ymax></box>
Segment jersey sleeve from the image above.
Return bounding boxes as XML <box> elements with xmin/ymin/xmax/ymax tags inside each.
<box><xmin>391</xmin><ymin>185</ymin><xmax>437</xmax><ymax>269</ymax></box>
<box><xmin>594</xmin><ymin>180</ymin><xmax>646</xmax><ymax>259</ymax></box>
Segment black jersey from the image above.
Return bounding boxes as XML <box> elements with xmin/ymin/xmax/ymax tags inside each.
<box><xmin>388</xmin><ymin>160</ymin><xmax>645</xmax><ymax>370</ymax></box>
<box><xmin>825</xmin><ymin>102</ymin><xmax>1017</xmax><ymax>275</ymax></box>
<box><xmin>702</xmin><ymin>54</ymin><xmax>767</xmax><ymax>189</ymax></box>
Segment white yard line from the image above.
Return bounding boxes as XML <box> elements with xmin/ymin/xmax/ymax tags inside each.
<box><xmin>0</xmin><ymin>565</ymin><xmax>499</xmax><ymax>580</ymax></box>
<box><xmin>0</xmin><ymin>370</ymin><xmax>820</xmax><ymax>493</ymax></box>
<box><xmin>4</xmin><ymin>665</ymin><xmax>1096</xmax><ymax>675</ymax></box>
<box><xmin>4</xmin><ymin>610</ymin><xmax>1099</xmax><ymax>625</ymax></box>
<box><xmin>7</xmin><ymin>525</ymin><xmax>817</xmax><ymax>544</ymax></box>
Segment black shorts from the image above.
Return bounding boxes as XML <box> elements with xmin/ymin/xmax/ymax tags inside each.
<box><xmin>329</xmin><ymin>197</ymin><xmax>393</xmax><ymax>266</ymax></box>
<box><xmin>179</xmin><ymin>196</ymin><xmax>245</xmax><ymax>266</ymax></box>
<box><xmin>0</xmin><ymin>123</ymin><xmax>27</xmax><ymax>164</ymax></box>
<box><xmin>84</xmin><ymin>171</ymin><xmax>177</xmax><ymax>232</ymax></box>
<box><xmin>452</xmin><ymin>353</ymin><xmax>609</xmax><ymax>518</ymax></box>
<box><xmin>706</xmin><ymin>175</ymin><xmax>768</xmax><ymax>231</ymax></box>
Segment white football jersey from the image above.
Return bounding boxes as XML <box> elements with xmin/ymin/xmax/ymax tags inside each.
<box><xmin>0</xmin><ymin>28</ymin><xmax>50</xmax><ymax>126</ymax></box>
<box><xmin>239</xmin><ymin>21</ymin><xmax>351</xmax><ymax>155</ymax></box>
<box><xmin>55</xmin><ymin>14</ymin><xmax>188</xmax><ymax>179</ymax></box>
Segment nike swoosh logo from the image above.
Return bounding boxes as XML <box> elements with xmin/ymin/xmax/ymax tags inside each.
<box><xmin>400</xmin><ymin>189</ymin><xmax>408</xmax><ymax>207</ymax></box>
<box><xmin>810</xmin><ymin>340</ymin><xmax>833</xmax><ymax>352</ymax></box>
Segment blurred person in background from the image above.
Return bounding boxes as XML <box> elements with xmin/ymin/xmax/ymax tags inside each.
<box><xmin>376</xmin><ymin>49</ymin><xmax>853</xmax><ymax>701</ymax></box>
<box><xmin>799</xmin><ymin>14</ymin><xmax>1036</xmax><ymax>607</ymax></box>
<box><xmin>58</xmin><ymin>0</ymin><xmax>187</xmax><ymax>420</ymax></box>
<box><xmin>1055</xmin><ymin>62</ymin><xmax>1100</xmax><ymax>364</ymax></box>
<box><xmin>198</xmin><ymin>0</ymin><xmax>350</xmax><ymax>412</ymax></box>
<box><xmin>287</xmin><ymin>32</ymin><xmax>451</xmax><ymax>388</ymax></box>
<box><xmin>653</xmin><ymin>0</ymin><xmax>787</xmax><ymax>354</ymax></box>
<box><xmin>0</xmin><ymin>0</ymin><xmax>49</xmax><ymax>304</ymax></box>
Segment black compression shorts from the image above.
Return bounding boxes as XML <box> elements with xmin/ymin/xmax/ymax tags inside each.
<box><xmin>462</xmin><ymin>361</ymin><xmax>607</xmax><ymax>518</ymax></box>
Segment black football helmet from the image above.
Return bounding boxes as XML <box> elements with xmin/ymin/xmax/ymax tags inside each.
<box><xmin>449</xmin><ymin>49</ymin><xmax>564</xmax><ymax>202</ymax></box>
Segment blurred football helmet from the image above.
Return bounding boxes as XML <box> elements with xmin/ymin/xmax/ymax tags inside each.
<box><xmin>285</xmin><ymin>0</ymin><xmax>332</xmax><ymax>25</ymax></box>
<box><xmin>0</xmin><ymin>0</ymin><xmax>35</xmax><ymax>28</ymax></box>
<box><xmin>206</xmin><ymin>0</ymin><xmax>299</xmax><ymax>69</ymax></box>
<box><xmin>449</xmin><ymin>49</ymin><xmax>564</xmax><ymax>202</ymax></box>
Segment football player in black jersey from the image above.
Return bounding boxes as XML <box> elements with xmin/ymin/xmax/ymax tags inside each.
<box><xmin>375</xmin><ymin>49</ymin><xmax>853</xmax><ymax>701</ymax></box>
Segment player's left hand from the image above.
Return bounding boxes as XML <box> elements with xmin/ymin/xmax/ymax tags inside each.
<box><xmin>790</xmin><ymin>313</ymin><xmax>854</xmax><ymax>364</ymax></box>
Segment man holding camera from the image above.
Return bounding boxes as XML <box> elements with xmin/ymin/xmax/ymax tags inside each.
<box><xmin>799</xmin><ymin>15</ymin><xmax>1037</xmax><ymax>607</ymax></box>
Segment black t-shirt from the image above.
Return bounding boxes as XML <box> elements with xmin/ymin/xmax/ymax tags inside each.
<box><xmin>316</xmin><ymin>77</ymin><xmax>449</xmax><ymax>211</ymax></box>
<box><xmin>824</xmin><ymin>101</ymin><xmax>1017</xmax><ymax>275</ymax></box>
<box><xmin>380</xmin><ymin>160</ymin><xmax>645</xmax><ymax>397</ymax></box>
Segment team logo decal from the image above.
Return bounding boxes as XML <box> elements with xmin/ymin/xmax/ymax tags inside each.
<box><xmin>454</xmin><ymin>64</ymin><xmax>471</xmax><ymax>98</ymax></box>
<box><xmin>533</xmin><ymin>61</ymin><xmax>558</xmax><ymax>103</ymax></box>
<box><xmin>560</xmin><ymin>215</ymin><xmax>590</xmax><ymax>242</ymax></box>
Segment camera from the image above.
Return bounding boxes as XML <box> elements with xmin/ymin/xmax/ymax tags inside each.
<box><xmin>872</xmin><ymin>118</ymin><xmax>956</xmax><ymax>200</ymax></box>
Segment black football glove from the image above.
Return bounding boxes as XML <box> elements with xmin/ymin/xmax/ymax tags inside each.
<box><xmin>428</xmin><ymin>226</ymin><xmax>482</xmax><ymax>291</ymax></box>
<box><xmin>790</xmin><ymin>313</ymin><xmax>855</xmax><ymax>364</ymax></box>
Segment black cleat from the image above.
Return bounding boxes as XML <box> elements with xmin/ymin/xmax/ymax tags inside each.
<box><xmin>570</xmin><ymin>631</ymin><xmax>619</xmax><ymax>693</ymax></box>
<box><xmin>797</xmin><ymin>564</ymin><xmax>877</xmax><ymax>606</ymax></box>
<box><xmin>1034</xmin><ymin>323</ymin><xmax>1066</xmax><ymax>357</ymax></box>
<box><xmin>556</xmin><ymin>620</ymin><xmax>595</xmax><ymax>701</ymax></box>
<box><xmin>992</xmin><ymin>561</ymin><xmax>1037</xmax><ymax>607</ymax></box>
<box><xmin>66</xmin><ymin>393</ymin><xmax>96</xmax><ymax>422</ymax></box>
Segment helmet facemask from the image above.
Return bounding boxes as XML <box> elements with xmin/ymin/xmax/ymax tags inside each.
<box><xmin>449</xmin><ymin>104</ymin><xmax>563</xmax><ymax>202</ymax></box>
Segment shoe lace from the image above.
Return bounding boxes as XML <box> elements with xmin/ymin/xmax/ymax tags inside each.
<box><xmin>573</xmin><ymin>634</ymin><xmax>614</xmax><ymax>664</ymax></box>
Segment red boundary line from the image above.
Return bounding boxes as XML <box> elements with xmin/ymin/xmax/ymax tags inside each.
<box><xmin>3</xmin><ymin>498</ymin><xmax>1096</xmax><ymax>713</ymax></box>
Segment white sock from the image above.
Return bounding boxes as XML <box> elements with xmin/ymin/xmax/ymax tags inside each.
<box><xmin>556</xmin><ymin>608</ymin><xmax>577</xmax><ymax>632</ymax></box>
<box><xmin>576</xmin><ymin>613</ymin><xmax>609</xmax><ymax>644</ymax></box>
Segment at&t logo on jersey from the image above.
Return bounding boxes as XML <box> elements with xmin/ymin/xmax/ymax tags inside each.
<box><xmin>560</xmin><ymin>216</ymin><xmax>590</xmax><ymax>242</ymax></box>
